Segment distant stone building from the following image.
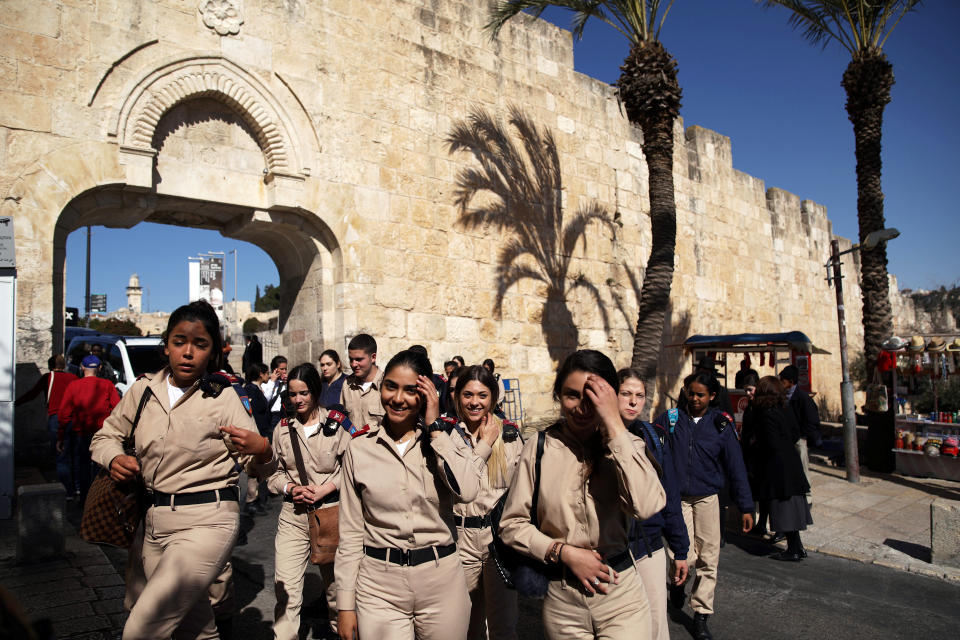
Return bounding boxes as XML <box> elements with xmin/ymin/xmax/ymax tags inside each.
<box><xmin>3</xmin><ymin>0</ymin><xmax>914</xmax><ymax>426</ymax></box>
<box><xmin>126</xmin><ymin>273</ymin><xmax>143</xmax><ymax>314</ymax></box>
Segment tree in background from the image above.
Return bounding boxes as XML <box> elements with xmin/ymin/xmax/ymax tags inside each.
<box><xmin>88</xmin><ymin>317</ymin><xmax>142</xmax><ymax>336</ymax></box>
<box><xmin>487</xmin><ymin>1</ymin><xmax>682</xmax><ymax>385</ymax></box>
<box><xmin>763</xmin><ymin>0</ymin><xmax>922</xmax><ymax>365</ymax></box>
<box><xmin>254</xmin><ymin>283</ymin><xmax>281</xmax><ymax>312</ymax></box>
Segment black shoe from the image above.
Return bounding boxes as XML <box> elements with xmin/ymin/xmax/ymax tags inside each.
<box><xmin>771</xmin><ymin>550</ymin><xmax>803</xmax><ymax>562</ymax></box>
<box><xmin>669</xmin><ymin>584</ymin><xmax>686</xmax><ymax>610</ymax></box>
<box><xmin>799</xmin><ymin>547</ymin><xmax>808</xmax><ymax>559</ymax></box>
<box><xmin>747</xmin><ymin>525</ymin><xmax>768</xmax><ymax>538</ymax></box>
<box><xmin>693</xmin><ymin>613</ymin><xmax>714</xmax><ymax>640</ymax></box>
<box><xmin>766</xmin><ymin>532</ymin><xmax>786</xmax><ymax>544</ymax></box>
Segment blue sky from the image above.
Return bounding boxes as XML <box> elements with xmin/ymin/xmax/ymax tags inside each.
<box><xmin>65</xmin><ymin>0</ymin><xmax>959</xmax><ymax>313</ymax></box>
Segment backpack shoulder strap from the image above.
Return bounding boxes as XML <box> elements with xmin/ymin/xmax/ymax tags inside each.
<box><xmin>530</xmin><ymin>430</ymin><xmax>546</xmax><ymax>528</ymax></box>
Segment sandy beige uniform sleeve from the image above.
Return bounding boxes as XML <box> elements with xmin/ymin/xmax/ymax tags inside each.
<box><xmin>327</xmin><ymin>427</ymin><xmax>350</xmax><ymax>490</ymax></box>
<box><xmin>217</xmin><ymin>388</ymin><xmax>260</xmax><ymax>474</ymax></box>
<box><xmin>606</xmin><ymin>430</ymin><xmax>666</xmax><ymax>521</ymax></box>
<box><xmin>429</xmin><ymin>430</ymin><xmax>484</xmax><ymax>503</ymax></box>
<box><xmin>265</xmin><ymin>423</ymin><xmax>292</xmax><ymax>495</ymax></box>
<box><xmin>89</xmin><ymin>378</ymin><xmax>150</xmax><ymax>469</ymax></box>
<box><xmin>498</xmin><ymin>435</ymin><xmax>554</xmax><ymax>564</ymax></box>
<box><xmin>335</xmin><ymin>443</ymin><xmax>363</xmax><ymax>611</ymax></box>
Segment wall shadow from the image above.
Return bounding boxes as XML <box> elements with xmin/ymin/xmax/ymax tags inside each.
<box><xmin>447</xmin><ymin>105</ymin><xmax>613</xmax><ymax>362</ymax></box>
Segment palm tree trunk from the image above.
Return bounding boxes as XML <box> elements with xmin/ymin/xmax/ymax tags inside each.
<box><xmin>617</xmin><ymin>41</ymin><xmax>682</xmax><ymax>384</ymax></box>
<box><xmin>842</xmin><ymin>52</ymin><xmax>894</xmax><ymax>366</ymax></box>
<box><xmin>631</xmin><ymin>123</ymin><xmax>676</xmax><ymax>381</ymax></box>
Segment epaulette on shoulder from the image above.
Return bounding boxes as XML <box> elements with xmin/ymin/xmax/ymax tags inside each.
<box><xmin>502</xmin><ymin>420</ymin><xmax>520</xmax><ymax>442</ymax></box>
<box><xmin>715</xmin><ymin>412</ymin><xmax>732</xmax><ymax>434</ymax></box>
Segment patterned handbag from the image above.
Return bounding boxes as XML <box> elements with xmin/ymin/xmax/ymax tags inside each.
<box><xmin>80</xmin><ymin>387</ymin><xmax>153</xmax><ymax>548</ymax></box>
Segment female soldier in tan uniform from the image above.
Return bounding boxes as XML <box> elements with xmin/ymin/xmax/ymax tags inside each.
<box><xmin>91</xmin><ymin>300</ymin><xmax>271</xmax><ymax>640</ymax></box>
<box><xmin>336</xmin><ymin>350</ymin><xmax>484</xmax><ymax>640</ymax></box>
<box><xmin>267</xmin><ymin>363</ymin><xmax>350</xmax><ymax>640</ymax></box>
<box><xmin>449</xmin><ymin>365</ymin><xmax>522</xmax><ymax>640</ymax></box>
<box><xmin>499</xmin><ymin>350</ymin><xmax>666</xmax><ymax>640</ymax></box>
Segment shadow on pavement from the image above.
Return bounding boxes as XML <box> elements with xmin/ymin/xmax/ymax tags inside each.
<box><xmin>883</xmin><ymin>538</ymin><xmax>931</xmax><ymax>562</ymax></box>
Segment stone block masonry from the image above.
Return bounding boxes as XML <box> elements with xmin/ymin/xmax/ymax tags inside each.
<box><xmin>2</xmin><ymin>0</ymin><xmax>898</xmax><ymax>429</ymax></box>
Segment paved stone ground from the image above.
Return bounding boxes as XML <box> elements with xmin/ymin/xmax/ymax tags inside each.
<box><xmin>4</xmin><ymin>461</ymin><xmax>960</xmax><ymax>639</ymax></box>
<box><xmin>802</xmin><ymin>445</ymin><xmax>960</xmax><ymax>582</ymax></box>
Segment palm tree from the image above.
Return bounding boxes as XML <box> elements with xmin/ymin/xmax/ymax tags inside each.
<box><xmin>487</xmin><ymin>1</ymin><xmax>682</xmax><ymax>383</ymax></box>
<box><xmin>447</xmin><ymin>106</ymin><xmax>613</xmax><ymax>361</ymax></box>
<box><xmin>763</xmin><ymin>0</ymin><xmax>921</xmax><ymax>365</ymax></box>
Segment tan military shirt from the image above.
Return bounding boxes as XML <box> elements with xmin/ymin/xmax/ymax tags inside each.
<box><xmin>335</xmin><ymin>425</ymin><xmax>485</xmax><ymax>610</ymax></box>
<box><xmin>499</xmin><ymin>422</ymin><xmax>666</xmax><ymax>563</ymax></box>
<box><xmin>264</xmin><ymin>411</ymin><xmax>350</xmax><ymax>500</ymax></box>
<box><xmin>90</xmin><ymin>369</ymin><xmax>259</xmax><ymax>494</ymax></box>
<box><xmin>451</xmin><ymin>416</ymin><xmax>524</xmax><ymax>519</ymax></box>
<box><xmin>340</xmin><ymin>367</ymin><xmax>384</xmax><ymax>431</ymax></box>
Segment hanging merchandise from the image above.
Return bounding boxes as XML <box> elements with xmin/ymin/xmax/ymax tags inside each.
<box><xmin>896</xmin><ymin>352</ymin><xmax>911</xmax><ymax>377</ymax></box>
<box><xmin>877</xmin><ymin>350</ymin><xmax>895</xmax><ymax>373</ymax></box>
<box><xmin>865</xmin><ymin>368</ymin><xmax>889</xmax><ymax>413</ymax></box>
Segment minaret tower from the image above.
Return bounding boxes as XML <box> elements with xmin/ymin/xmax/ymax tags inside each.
<box><xmin>126</xmin><ymin>273</ymin><xmax>143</xmax><ymax>314</ymax></box>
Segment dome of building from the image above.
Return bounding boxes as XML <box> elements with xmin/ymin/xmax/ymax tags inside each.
<box><xmin>128</xmin><ymin>273</ymin><xmax>140</xmax><ymax>288</ymax></box>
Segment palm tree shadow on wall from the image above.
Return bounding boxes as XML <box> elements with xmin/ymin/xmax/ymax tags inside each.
<box><xmin>447</xmin><ymin>106</ymin><xmax>614</xmax><ymax>362</ymax></box>
<box><xmin>609</xmin><ymin>269</ymin><xmax>690</xmax><ymax>417</ymax></box>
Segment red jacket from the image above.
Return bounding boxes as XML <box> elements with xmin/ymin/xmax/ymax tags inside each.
<box><xmin>16</xmin><ymin>371</ymin><xmax>79</xmax><ymax>416</ymax></box>
<box><xmin>58</xmin><ymin>376</ymin><xmax>120</xmax><ymax>439</ymax></box>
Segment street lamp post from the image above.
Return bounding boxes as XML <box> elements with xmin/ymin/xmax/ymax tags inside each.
<box><xmin>825</xmin><ymin>227</ymin><xmax>900</xmax><ymax>484</ymax></box>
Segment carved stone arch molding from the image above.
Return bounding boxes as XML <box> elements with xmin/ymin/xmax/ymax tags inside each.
<box><xmin>110</xmin><ymin>55</ymin><xmax>311</xmax><ymax>194</ymax></box>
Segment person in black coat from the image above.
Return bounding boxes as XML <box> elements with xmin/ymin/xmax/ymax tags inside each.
<box><xmin>741</xmin><ymin>376</ymin><xmax>813</xmax><ymax>561</ymax></box>
<box><xmin>242</xmin><ymin>335</ymin><xmax>263</xmax><ymax>374</ymax></box>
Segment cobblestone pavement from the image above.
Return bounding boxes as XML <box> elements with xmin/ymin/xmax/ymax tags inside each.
<box><xmin>3</xmin><ymin>466</ymin><xmax>960</xmax><ymax>639</ymax></box>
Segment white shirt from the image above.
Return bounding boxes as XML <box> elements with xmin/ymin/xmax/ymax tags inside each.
<box><xmin>395</xmin><ymin>439</ymin><xmax>412</xmax><ymax>455</ymax></box>
<box><xmin>166</xmin><ymin>377</ymin><xmax>190</xmax><ymax>408</ymax></box>
<box><xmin>786</xmin><ymin>384</ymin><xmax>797</xmax><ymax>401</ymax></box>
<box><xmin>692</xmin><ymin>416</ymin><xmax>703</xmax><ymax>424</ymax></box>
<box><xmin>262</xmin><ymin>379</ymin><xmax>286</xmax><ymax>413</ymax></box>
<box><xmin>303</xmin><ymin>421</ymin><xmax>321</xmax><ymax>439</ymax></box>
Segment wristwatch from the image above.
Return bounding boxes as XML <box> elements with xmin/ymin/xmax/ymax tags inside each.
<box><xmin>547</xmin><ymin>541</ymin><xmax>564</xmax><ymax>564</ymax></box>
<box><xmin>427</xmin><ymin>419</ymin><xmax>447</xmax><ymax>433</ymax></box>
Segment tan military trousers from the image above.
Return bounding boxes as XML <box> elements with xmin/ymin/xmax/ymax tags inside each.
<box><xmin>542</xmin><ymin>564</ymin><xmax>651</xmax><ymax>640</ymax></box>
<box><xmin>355</xmin><ymin>550</ymin><xmax>471</xmax><ymax>640</ymax></box>
<box><xmin>124</xmin><ymin>500</ymin><xmax>238</xmax><ymax>640</ymax></box>
<box><xmin>457</xmin><ymin>526</ymin><xmax>518</xmax><ymax>640</ymax></box>
<box><xmin>273</xmin><ymin>502</ymin><xmax>337</xmax><ymax>640</ymax></box>
<box><xmin>125</xmin><ymin>523</ymin><xmax>235</xmax><ymax>618</ymax></box>
<box><xmin>681</xmin><ymin>494</ymin><xmax>720</xmax><ymax>615</ymax></box>
<box><xmin>633</xmin><ymin>547</ymin><xmax>669</xmax><ymax>640</ymax></box>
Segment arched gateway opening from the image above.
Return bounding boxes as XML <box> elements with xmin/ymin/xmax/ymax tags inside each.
<box><xmin>53</xmin><ymin>188</ymin><xmax>340</xmax><ymax>366</ymax></box>
<box><xmin>50</xmin><ymin>55</ymin><xmax>341</xmax><ymax>365</ymax></box>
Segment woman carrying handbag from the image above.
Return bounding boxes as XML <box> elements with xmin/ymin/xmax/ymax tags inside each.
<box><xmin>266</xmin><ymin>363</ymin><xmax>350</xmax><ymax>640</ymax></box>
<box><xmin>498</xmin><ymin>350</ymin><xmax>666</xmax><ymax>640</ymax></box>
<box><xmin>90</xmin><ymin>300</ymin><xmax>271</xmax><ymax>639</ymax></box>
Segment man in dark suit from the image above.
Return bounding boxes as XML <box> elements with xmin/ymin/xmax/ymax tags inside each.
<box><xmin>779</xmin><ymin>365</ymin><xmax>821</xmax><ymax>504</ymax></box>
<box><xmin>242</xmin><ymin>335</ymin><xmax>263</xmax><ymax>373</ymax></box>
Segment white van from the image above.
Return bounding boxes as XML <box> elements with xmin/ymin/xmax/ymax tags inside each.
<box><xmin>65</xmin><ymin>334</ymin><xmax>166</xmax><ymax>396</ymax></box>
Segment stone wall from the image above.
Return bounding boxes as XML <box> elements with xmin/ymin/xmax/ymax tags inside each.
<box><xmin>3</xmin><ymin>0</ymin><xmax>870</xmax><ymax>432</ymax></box>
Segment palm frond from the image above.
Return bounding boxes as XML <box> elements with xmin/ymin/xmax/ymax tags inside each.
<box><xmin>486</xmin><ymin>1</ymin><xmax>671</xmax><ymax>45</ymax></box>
<box><xmin>762</xmin><ymin>0</ymin><xmax>922</xmax><ymax>55</ymax></box>
<box><xmin>561</xmin><ymin>202</ymin><xmax>613</xmax><ymax>259</ymax></box>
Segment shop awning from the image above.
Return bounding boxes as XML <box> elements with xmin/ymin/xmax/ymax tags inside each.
<box><xmin>678</xmin><ymin>331</ymin><xmax>831</xmax><ymax>355</ymax></box>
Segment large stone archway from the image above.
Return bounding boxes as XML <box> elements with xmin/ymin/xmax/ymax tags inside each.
<box><xmin>52</xmin><ymin>187</ymin><xmax>340</xmax><ymax>367</ymax></box>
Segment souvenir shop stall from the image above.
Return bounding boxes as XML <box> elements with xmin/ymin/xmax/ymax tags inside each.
<box><xmin>882</xmin><ymin>336</ymin><xmax>960</xmax><ymax>481</ymax></box>
<box><xmin>678</xmin><ymin>331</ymin><xmax>830</xmax><ymax>430</ymax></box>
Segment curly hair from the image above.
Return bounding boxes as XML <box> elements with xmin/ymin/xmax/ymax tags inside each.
<box><xmin>752</xmin><ymin>375</ymin><xmax>786</xmax><ymax>409</ymax></box>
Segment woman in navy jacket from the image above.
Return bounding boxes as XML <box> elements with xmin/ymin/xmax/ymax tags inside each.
<box><xmin>654</xmin><ymin>372</ymin><xmax>754</xmax><ymax>640</ymax></box>
<box><xmin>618</xmin><ymin>368</ymin><xmax>689</xmax><ymax>640</ymax></box>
